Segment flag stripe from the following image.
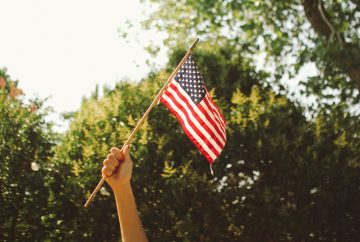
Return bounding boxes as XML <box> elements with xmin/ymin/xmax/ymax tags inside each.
<box><xmin>169</xmin><ymin>82</ymin><xmax>226</xmax><ymax>144</ymax></box>
<box><xmin>161</xmin><ymin>94</ymin><xmax>217</xmax><ymax>162</ymax></box>
<box><xmin>208</xmin><ymin>95</ymin><xmax>226</xmax><ymax>124</ymax></box>
<box><xmin>203</xmin><ymin>96</ymin><xmax>226</xmax><ymax>130</ymax></box>
<box><xmin>198</xmin><ymin>100</ymin><xmax>226</xmax><ymax>140</ymax></box>
<box><xmin>172</xmin><ymin>81</ymin><xmax>226</xmax><ymax>140</ymax></box>
<box><xmin>200</xmin><ymin>100</ymin><xmax>226</xmax><ymax>132</ymax></box>
<box><xmin>165</xmin><ymin>88</ymin><xmax>224</xmax><ymax>154</ymax></box>
<box><xmin>161</xmin><ymin>94</ymin><xmax>217</xmax><ymax>160</ymax></box>
<box><xmin>159</xmin><ymin>53</ymin><xmax>226</xmax><ymax>165</ymax></box>
<box><xmin>163</xmin><ymin>91</ymin><xmax>222</xmax><ymax>154</ymax></box>
<box><xmin>204</xmin><ymin>98</ymin><xmax>226</xmax><ymax>130</ymax></box>
<box><xmin>167</xmin><ymin>86</ymin><xmax>225</xmax><ymax>148</ymax></box>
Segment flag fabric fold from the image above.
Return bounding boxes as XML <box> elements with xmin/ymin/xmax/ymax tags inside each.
<box><xmin>160</xmin><ymin>54</ymin><xmax>226</xmax><ymax>166</ymax></box>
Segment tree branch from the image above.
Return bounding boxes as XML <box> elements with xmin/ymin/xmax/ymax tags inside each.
<box><xmin>303</xmin><ymin>0</ymin><xmax>332</xmax><ymax>38</ymax></box>
<box><xmin>303</xmin><ymin>0</ymin><xmax>360</xmax><ymax>91</ymax></box>
<box><xmin>317</xmin><ymin>0</ymin><xmax>342</xmax><ymax>45</ymax></box>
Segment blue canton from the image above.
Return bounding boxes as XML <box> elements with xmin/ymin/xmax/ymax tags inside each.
<box><xmin>174</xmin><ymin>54</ymin><xmax>206</xmax><ymax>105</ymax></box>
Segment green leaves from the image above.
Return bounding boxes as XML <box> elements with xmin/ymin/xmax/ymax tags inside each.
<box><xmin>2</xmin><ymin>1</ymin><xmax>360</xmax><ymax>238</ymax></box>
<box><xmin>230</xmin><ymin>86</ymin><xmax>287</xmax><ymax>130</ymax></box>
<box><xmin>161</xmin><ymin>161</ymin><xmax>177</xmax><ymax>178</ymax></box>
<box><xmin>141</xmin><ymin>0</ymin><xmax>360</xmax><ymax>104</ymax></box>
<box><xmin>0</xmin><ymin>69</ymin><xmax>55</xmax><ymax>242</ymax></box>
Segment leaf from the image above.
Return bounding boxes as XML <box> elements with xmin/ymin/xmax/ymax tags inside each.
<box><xmin>334</xmin><ymin>131</ymin><xmax>347</xmax><ymax>148</ymax></box>
<box><xmin>161</xmin><ymin>161</ymin><xmax>177</xmax><ymax>178</ymax></box>
<box><xmin>231</xmin><ymin>88</ymin><xmax>248</xmax><ymax>105</ymax></box>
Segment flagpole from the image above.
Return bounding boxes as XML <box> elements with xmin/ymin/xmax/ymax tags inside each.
<box><xmin>84</xmin><ymin>38</ymin><xmax>199</xmax><ymax>208</ymax></box>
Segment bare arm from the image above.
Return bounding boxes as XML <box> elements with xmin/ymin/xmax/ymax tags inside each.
<box><xmin>102</xmin><ymin>145</ymin><xmax>148</xmax><ymax>242</ymax></box>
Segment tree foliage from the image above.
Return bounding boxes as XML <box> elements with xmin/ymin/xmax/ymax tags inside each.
<box><xmin>1</xmin><ymin>1</ymin><xmax>360</xmax><ymax>241</ymax></box>
<box><xmin>50</xmin><ymin>49</ymin><xmax>360</xmax><ymax>241</ymax></box>
<box><xmin>141</xmin><ymin>0</ymin><xmax>360</xmax><ymax>103</ymax></box>
<box><xmin>0</xmin><ymin>69</ymin><xmax>55</xmax><ymax>241</ymax></box>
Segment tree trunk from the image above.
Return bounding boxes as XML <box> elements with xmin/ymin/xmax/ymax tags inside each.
<box><xmin>9</xmin><ymin>209</ymin><xmax>18</xmax><ymax>242</ymax></box>
<box><xmin>303</xmin><ymin>0</ymin><xmax>360</xmax><ymax>91</ymax></box>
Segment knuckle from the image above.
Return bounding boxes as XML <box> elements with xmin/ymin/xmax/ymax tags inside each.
<box><xmin>103</xmin><ymin>159</ymin><xmax>109</xmax><ymax>166</ymax></box>
<box><xmin>110</xmin><ymin>147</ymin><xmax>120</xmax><ymax>153</ymax></box>
<box><xmin>113</xmin><ymin>149</ymin><xmax>121</xmax><ymax>157</ymax></box>
<box><xmin>101</xmin><ymin>166</ymin><xmax>108</xmax><ymax>176</ymax></box>
<box><xmin>107</xmin><ymin>154</ymin><xmax>113</xmax><ymax>160</ymax></box>
<box><xmin>117</xmin><ymin>152</ymin><xmax>124</xmax><ymax>160</ymax></box>
<box><xmin>105</xmin><ymin>167</ymin><xmax>112</xmax><ymax>176</ymax></box>
<box><xmin>113</xmin><ymin>157</ymin><xmax>119</xmax><ymax>165</ymax></box>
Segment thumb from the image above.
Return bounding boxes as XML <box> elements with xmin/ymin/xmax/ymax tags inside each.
<box><xmin>122</xmin><ymin>145</ymin><xmax>131</xmax><ymax>161</ymax></box>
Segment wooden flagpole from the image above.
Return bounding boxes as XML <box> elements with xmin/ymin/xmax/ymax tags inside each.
<box><xmin>84</xmin><ymin>38</ymin><xmax>199</xmax><ymax>208</ymax></box>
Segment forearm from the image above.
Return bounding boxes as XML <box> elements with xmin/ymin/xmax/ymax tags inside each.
<box><xmin>114</xmin><ymin>184</ymin><xmax>148</xmax><ymax>242</ymax></box>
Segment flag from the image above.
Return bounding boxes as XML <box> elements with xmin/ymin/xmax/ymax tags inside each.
<box><xmin>160</xmin><ymin>54</ymin><xmax>226</xmax><ymax>167</ymax></box>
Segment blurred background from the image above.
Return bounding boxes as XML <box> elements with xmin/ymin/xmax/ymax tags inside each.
<box><xmin>0</xmin><ymin>0</ymin><xmax>359</xmax><ymax>241</ymax></box>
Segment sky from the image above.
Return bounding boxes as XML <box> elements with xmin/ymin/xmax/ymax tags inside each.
<box><xmin>0</xmin><ymin>0</ymin><xmax>323</xmax><ymax>133</ymax></box>
<box><xmin>0</xmin><ymin>0</ymin><xmax>166</xmax><ymax>132</ymax></box>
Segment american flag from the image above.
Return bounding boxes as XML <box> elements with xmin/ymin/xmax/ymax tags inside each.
<box><xmin>160</xmin><ymin>54</ymin><xmax>226</xmax><ymax>166</ymax></box>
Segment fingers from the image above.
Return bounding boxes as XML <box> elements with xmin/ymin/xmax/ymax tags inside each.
<box><xmin>110</xmin><ymin>147</ymin><xmax>123</xmax><ymax>162</ymax></box>
<box><xmin>102</xmin><ymin>166</ymin><xmax>113</xmax><ymax>177</ymax></box>
<box><xmin>102</xmin><ymin>153</ymin><xmax>120</xmax><ymax>177</ymax></box>
<box><xmin>102</xmin><ymin>145</ymin><xmax>131</xmax><ymax>177</ymax></box>
<box><xmin>122</xmin><ymin>145</ymin><xmax>131</xmax><ymax>162</ymax></box>
<box><xmin>103</xmin><ymin>154</ymin><xmax>118</xmax><ymax>169</ymax></box>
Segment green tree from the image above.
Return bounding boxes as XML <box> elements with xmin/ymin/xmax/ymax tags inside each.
<box><xmin>225</xmin><ymin>85</ymin><xmax>360</xmax><ymax>241</ymax></box>
<box><xmin>53</xmin><ymin>49</ymin><xmax>360</xmax><ymax>241</ymax></box>
<box><xmin>0</xmin><ymin>69</ymin><xmax>55</xmax><ymax>241</ymax></box>
<box><xmin>141</xmin><ymin>0</ymin><xmax>360</xmax><ymax>103</ymax></box>
<box><xmin>2</xmin><ymin>2</ymin><xmax>359</xmax><ymax>241</ymax></box>
<box><xmin>51</xmin><ymin>50</ymin><xmax>265</xmax><ymax>241</ymax></box>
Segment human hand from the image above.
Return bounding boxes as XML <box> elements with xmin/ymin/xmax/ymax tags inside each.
<box><xmin>102</xmin><ymin>145</ymin><xmax>133</xmax><ymax>191</ymax></box>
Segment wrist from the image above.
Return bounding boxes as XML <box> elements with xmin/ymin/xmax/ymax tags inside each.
<box><xmin>113</xmin><ymin>182</ymin><xmax>132</xmax><ymax>195</ymax></box>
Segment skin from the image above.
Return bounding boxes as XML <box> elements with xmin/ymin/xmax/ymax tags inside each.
<box><xmin>101</xmin><ymin>145</ymin><xmax>148</xmax><ymax>242</ymax></box>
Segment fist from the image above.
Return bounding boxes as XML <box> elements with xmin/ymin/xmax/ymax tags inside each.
<box><xmin>101</xmin><ymin>145</ymin><xmax>133</xmax><ymax>191</ymax></box>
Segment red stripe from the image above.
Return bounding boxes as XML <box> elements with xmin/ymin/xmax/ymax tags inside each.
<box><xmin>197</xmin><ymin>99</ymin><xmax>226</xmax><ymax>138</ymax></box>
<box><xmin>208</xmin><ymin>95</ymin><xmax>226</xmax><ymax>125</ymax></box>
<box><xmin>163</xmin><ymin>90</ymin><xmax>221</xmax><ymax>156</ymax></box>
<box><xmin>160</xmin><ymin>96</ymin><xmax>215</xmax><ymax>163</ymax></box>
<box><xmin>197</xmin><ymin>101</ymin><xmax>226</xmax><ymax>141</ymax></box>
<box><xmin>203</xmin><ymin>86</ymin><xmax>226</xmax><ymax>126</ymax></box>
<box><xmin>169</xmin><ymin>82</ymin><xmax>226</xmax><ymax>141</ymax></box>
<box><xmin>168</xmin><ymin>83</ymin><xmax>226</xmax><ymax>147</ymax></box>
<box><xmin>202</xmin><ymin>97</ymin><xmax>226</xmax><ymax>131</ymax></box>
<box><xmin>205</xmin><ymin>96</ymin><xmax>226</xmax><ymax>129</ymax></box>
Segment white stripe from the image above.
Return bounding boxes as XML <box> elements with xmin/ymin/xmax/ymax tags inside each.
<box><xmin>204</xmin><ymin>93</ymin><xmax>226</xmax><ymax>126</ymax></box>
<box><xmin>170</xmin><ymin>82</ymin><xmax>226</xmax><ymax>145</ymax></box>
<box><xmin>204</xmin><ymin>94</ymin><xmax>226</xmax><ymax>129</ymax></box>
<box><xmin>173</xmin><ymin>81</ymin><xmax>226</xmax><ymax>139</ymax></box>
<box><xmin>162</xmin><ymin>94</ymin><xmax>217</xmax><ymax>160</ymax></box>
<box><xmin>165</xmin><ymin>89</ymin><xmax>223</xmax><ymax>152</ymax></box>
<box><xmin>199</xmin><ymin>100</ymin><xmax>226</xmax><ymax>136</ymax></box>
<box><xmin>163</xmin><ymin>91</ymin><xmax>222</xmax><ymax>153</ymax></box>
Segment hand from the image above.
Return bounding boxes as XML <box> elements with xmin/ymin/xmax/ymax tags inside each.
<box><xmin>102</xmin><ymin>145</ymin><xmax>133</xmax><ymax>191</ymax></box>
